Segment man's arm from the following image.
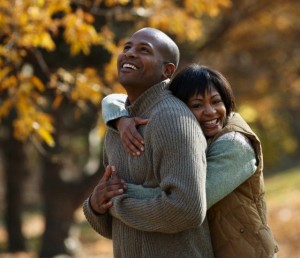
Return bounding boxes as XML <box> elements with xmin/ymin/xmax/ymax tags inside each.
<box><xmin>83</xmin><ymin>199</ymin><xmax>113</xmax><ymax>239</ymax></box>
<box><xmin>83</xmin><ymin>158</ymin><xmax>125</xmax><ymax>238</ymax></box>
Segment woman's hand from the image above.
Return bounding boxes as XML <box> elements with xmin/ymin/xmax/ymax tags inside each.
<box><xmin>90</xmin><ymin>165</ymin><xmax>126</xmax><ymax>215</ymax></box>
<box><xmin>116</xmin><ymin>117</ymin><xmax>148</xmax><ymax>156</ymax></box>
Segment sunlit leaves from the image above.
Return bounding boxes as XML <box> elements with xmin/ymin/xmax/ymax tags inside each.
<box><xmin>148</xmin><ymin>1</ymin><xmax>203</xmax><ymax>42</ymax></box>
<box><xmin>0</xmin><ymin>0</ymin><xmax>111</xmax><ymax>147</ymax></box>
<box><xmin>3</xmin><ymin>0</ymin><xmax>69</xmax><ymax>51</ymax></box>
<box><xmin>63</xmin><ymin>9</ymin><xmax>99</xmax><ymax>55</ymax></box>
<box><xmin>13</xmin><ymin>96</ymin><xmax>55</xmax><ymax>147</ymax></box>
<box><xmin>0</xmin><ymin>64</ymin><xmax>55</xmax><ymax>146</ymax></box>
<box><xmin>49</xmin><ymin>68</ymin><xmax>103</xmax><ymax>108</ymax></box>
<box><xmin>71</xmin><ymin>68</ymin><xmax>103</xmax><ymax>106</ymax></box>
<box><xmin>0</xmin><ymin>99</ymin><xmax>13</xmax><ymax>118</ymax></box>
<box><xmin>184</xmin><ymin>0</ymin><xmax>231</xmax><ymax>17</ymax></box>
<box><xmin>0</xmin><ymin>0</ymin><xmax>233</xmax><ymax>148</ymax></box>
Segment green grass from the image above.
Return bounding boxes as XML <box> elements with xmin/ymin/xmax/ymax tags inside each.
<box><xmin>265</xmin><ymin>166</ymin><xmax>300</xmax><ymax>203</ymax></box>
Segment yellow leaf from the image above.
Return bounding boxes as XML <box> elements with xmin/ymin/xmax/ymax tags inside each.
<box><xmin>1</xmin><ymin>76</ymin><xmax>18</xmax><ymax>91</ymax></box>
<box><xmin>52</xmin><ymin>95</ymin><xmax>63</xmax><ymax>109</ymax></box>
<box><xmin>0</xmin><ymin>67</ymin><xmax>11</xmax><ymax>83</ymax></box>
<box><xmin>40</xmin><ymin>32</ymin><xmax>55</xmax><ymax>51</ymax></box>
<box><xmin>0</xmin><ymin>99</ymin><xmax>13</xmax><ymax>118</ymax></box>
<box><xmin>36</xmin><ymin>127</ymin><xmax>55</xmax><ymax>147</ymax></box>
<box><xmin>31</xmin><ymin>76</ymin><xmax>45</xmax><ymax>91</ymax></box>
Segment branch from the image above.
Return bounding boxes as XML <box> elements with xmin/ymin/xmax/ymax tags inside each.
<box><xmin>197</xmin><ymin>0</ymin><xmax>289</xmax><ymax>52</ymax></box>
<box><xmin>28</xmin><ymin>48</ymin><xmax>52</xmax><ymax>80</ymax></box>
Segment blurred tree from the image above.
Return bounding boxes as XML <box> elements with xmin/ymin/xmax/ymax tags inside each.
<box><xmin>0</xmin><ymin>0</ymin><xmax>232</xmax><ymax>256</ymax></box>
<box><xmin>189</xmin><ymin>0</ymin><xmax>300</xmax><ymax>168</ymax></box>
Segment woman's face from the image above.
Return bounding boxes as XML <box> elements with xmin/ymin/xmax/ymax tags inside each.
<box><xmin>187</xmin><ymin>86</ymin><xmax>227</xmax><ymax>138</ymax></box>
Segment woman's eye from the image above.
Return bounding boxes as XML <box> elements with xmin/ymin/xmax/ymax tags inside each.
<box><xmin>191</xmin><ymin>104</ymin><xmax>202</xmax><ymax>108</ymax></box>
<box><xmin>213</xmin><ymin>99</ymin><xmax>223</xmax><ymax>104</ymax></box>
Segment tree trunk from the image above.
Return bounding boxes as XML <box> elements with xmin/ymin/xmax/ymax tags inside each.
<box><xmin>2</xmin><ymin>136</ymin><xmax>27</xmax><ymax>252</ymax></box>
<box><xmin>39</xmin><ymin>156</ymin><xmax>102</xmax><ymax>258</ymax></box>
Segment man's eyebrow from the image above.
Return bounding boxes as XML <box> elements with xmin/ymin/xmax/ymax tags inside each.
<box><xmin>139</xmin><ymin>42</ymin><xmax>152</xmax><ymax>47</ymax></box>
<box><xmin>128</xmin><ymin>41</ymin><xmax>153</xmax><ymax>47</ymax></box>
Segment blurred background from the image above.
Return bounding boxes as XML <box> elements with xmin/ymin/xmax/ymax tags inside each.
<box><xmin>0</xmin><ymin>0</ymin><xmax>299</xmax><ymax>257</ymax></box>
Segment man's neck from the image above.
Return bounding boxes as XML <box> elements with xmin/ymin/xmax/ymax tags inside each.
<box><xmin>125</xmin><ymin>79</ymin><xmax>167</xmax><ymax>103</ymax></box>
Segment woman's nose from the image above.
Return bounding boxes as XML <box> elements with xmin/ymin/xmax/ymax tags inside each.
<box><xmin>203</xmin><ymin>104</ymin><xmax>216</xmax><ymax>114</ymax></box>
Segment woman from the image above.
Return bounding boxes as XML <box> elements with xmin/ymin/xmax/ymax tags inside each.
<box><xmin>102</xmin><ymin>64</ymin><xmax>279</xmax><ymax>258</ymax></box>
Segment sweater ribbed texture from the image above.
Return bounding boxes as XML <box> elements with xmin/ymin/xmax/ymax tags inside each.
<box><xmin>83</xmin><ymin>81</ymin><xmax>214</xmax><ymax>258</ymax></box>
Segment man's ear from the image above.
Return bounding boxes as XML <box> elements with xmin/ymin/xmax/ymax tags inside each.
<box><xmin>162</xmin><ymin>63</ymin><xmax>176</xmax><ymax>79</ymax></box>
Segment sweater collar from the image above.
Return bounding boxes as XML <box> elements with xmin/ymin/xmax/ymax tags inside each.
<box><xmin>125</xmin><ymin>79</ymin><xmax>170</xmax><ymax>116</ymax></box>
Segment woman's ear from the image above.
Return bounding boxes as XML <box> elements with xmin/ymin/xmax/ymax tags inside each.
<box><xmin>162</xmin><ymin>63</ymin><xmax>176</xmax><ymax>79</ymax></box>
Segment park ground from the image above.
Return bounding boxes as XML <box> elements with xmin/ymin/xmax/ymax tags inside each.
<box><xmin>0</xmin><ymin>166</ymin><xmax>299</xmax><ymax>258</ymax></box>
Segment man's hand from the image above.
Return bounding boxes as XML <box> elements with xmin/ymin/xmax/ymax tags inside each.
<box><xmin>116</xmin><ymin>117</ymin><xmax>148</xmax><ymax>156</ymax></box>
<box><xmin>90</xmin><ymin>165</ymin><xmax>126</xmax><ymax>215</ymax></box>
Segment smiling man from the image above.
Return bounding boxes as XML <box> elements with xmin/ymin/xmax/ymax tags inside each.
<box><xmin>83</xmin><ymin>27</ymin><xmax>214</xmax><ymax>258</ymax></box>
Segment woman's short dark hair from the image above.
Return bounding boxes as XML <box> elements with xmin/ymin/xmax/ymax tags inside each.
<box><xmin>169</xmin><ymin>64</ymin><xmax>236</xmax><ymax>115</ymax></box>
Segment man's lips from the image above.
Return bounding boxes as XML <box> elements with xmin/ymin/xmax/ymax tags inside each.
<box><xmin>122</xmin><ymin>63</ymin><xmax>138</xmax><ymax>70</ymax></box>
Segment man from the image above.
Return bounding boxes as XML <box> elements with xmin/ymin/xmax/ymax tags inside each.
<box><xmin>83</xmin><ymin>27</ymin><xmax>214</xmax><ymax>258</ymax></box>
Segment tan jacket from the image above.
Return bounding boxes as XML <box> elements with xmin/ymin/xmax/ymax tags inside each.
<box><xmin>207</xmin><ymin>113</ymin><xmax>279</xmax><ymax>258</ymax></box>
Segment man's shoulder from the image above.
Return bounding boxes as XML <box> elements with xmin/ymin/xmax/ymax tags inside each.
<box><xmin>154</xmin><ymin>91</ymin><xmax>192</xmax><ymax>114</ymax></box>
<box><xmin>148</xmin><ymin>92</ymin><xmax>199</xmax><ymax>131</ymax></box>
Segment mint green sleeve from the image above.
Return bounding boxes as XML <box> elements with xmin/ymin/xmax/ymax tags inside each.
<box><xmin>206</xmin><ymin>132</ymin><xmax>257</xmax><ymax>209</ymax></box>
<box><xmin>125</xmin><ymin>132</ymin><xmax>257</xmax><ymax>210</ymax></box>
<box><xmin>101</xmin><ymin>93</ymin><xmax>129</xmax><ymax>124</ymax></box>
<box><xmin>126</xmin><ymin>184</ymin><xmax>161</xmax><ymax>199</ymax></box>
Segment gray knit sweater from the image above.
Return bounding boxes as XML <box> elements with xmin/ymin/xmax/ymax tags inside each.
<box><xmin>83</xmin><ymin>80</ymin><xmax>214</xmax><ymax>258</ymax></box>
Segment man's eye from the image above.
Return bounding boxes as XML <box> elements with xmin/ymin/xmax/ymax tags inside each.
<box><xmin>140</xmin><ymin>47</ymin><xmax>149</xmax><ymax>52</ymax></box>
<box><xmin>123</xmin><ymin>45</ymin><xmax>130</xmax><ymax>51</ymax></box>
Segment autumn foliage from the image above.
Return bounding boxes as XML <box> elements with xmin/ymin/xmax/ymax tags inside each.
<box><xmin>0</xmin><ymin>0</ymin><xmax>231</xmax><ymax>148</ymax></box>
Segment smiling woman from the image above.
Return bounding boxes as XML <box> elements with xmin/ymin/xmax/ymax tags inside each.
<box><xmin>169</xmin><ymin>65</ymin><xmax>234</xmax><ymax>139</ymax></box>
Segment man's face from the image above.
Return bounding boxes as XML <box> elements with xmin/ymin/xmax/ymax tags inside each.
<box><xmin>117</xmin><ymin>29</ymin><xmax>166</xmax><ymax>94</ymax></box>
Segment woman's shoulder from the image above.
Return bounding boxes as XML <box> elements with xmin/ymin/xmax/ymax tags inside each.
<box><xmin>215</xmin><ymin>131</ymin><xmax>253</xmax><ymax>149</ymax></box>
<box><xmin>208</xmin><ymin>132</ymin><xmax>256</xmax><ymax>162</ymax></box>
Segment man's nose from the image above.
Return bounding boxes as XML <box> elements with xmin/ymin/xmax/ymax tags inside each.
<box><xmin>124</xmin><ymin>48</ymin><xmax>137</xmax><ymax>58</ymax></box>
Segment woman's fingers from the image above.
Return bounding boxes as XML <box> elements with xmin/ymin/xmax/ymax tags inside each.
<box><xmin>117</xmin><ymin>117</ymin><xmax>148</xmax><ymax>156</ymax></box>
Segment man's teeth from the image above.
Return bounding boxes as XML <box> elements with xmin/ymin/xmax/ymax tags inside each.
<box><xmin>123</xmin><ymin>63</ymin><xmax>137</xmax><ymax>70</ymax></box>
<box><xmin>204</xmin><ymin>119</ymin><xmax>217</xmax><ymax>125</ymax></box>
